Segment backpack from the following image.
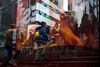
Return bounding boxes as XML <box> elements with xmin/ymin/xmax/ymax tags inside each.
<box><xmin>5</xmin><ymin>29</ymin><xmax>13</xmax><ymax>47</ymax></box>
<box><xmin>34</xmin><ymin>27</ymin><xmax>48</xmax><ymax>40</ymax></box>
<box><xmin>35</xmin><ymin>30</ymin><xmax>40</xmax><ymax>37</ymax></box>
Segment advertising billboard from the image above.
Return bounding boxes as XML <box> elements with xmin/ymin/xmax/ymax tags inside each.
<box><xmin>16</xmin><ymin>0</ymin><xmax>30</xmax><ymax>50</ymax></box>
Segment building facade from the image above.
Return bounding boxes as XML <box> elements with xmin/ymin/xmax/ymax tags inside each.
<box><xmin>0</xmin><ymin>0</ymin><xmax>16</xmax><ymax>42</ymax></box>
<box><xmin>29</xmin><ymin>0</ymin><xmax>64</xmax><ymax>27</ymax></box>
<box><xmin>70</xmin><ymin>0</ymin><xmax>99</xmax><ymax>27</ymax></box>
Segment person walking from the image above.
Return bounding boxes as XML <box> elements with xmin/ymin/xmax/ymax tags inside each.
<box><xmin>1</xmin><ymin>24</ymin><xmax>17</xmax><ymax>67</ymax></box>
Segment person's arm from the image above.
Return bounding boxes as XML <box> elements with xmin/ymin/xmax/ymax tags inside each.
<box><xmin>33</xmin><ymin>28</ymin><xmax>38</xmax><ymax>36</ymax></box>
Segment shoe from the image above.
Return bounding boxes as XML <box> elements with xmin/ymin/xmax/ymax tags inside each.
<box><xmin>9</xmin><ymin>59</ymin><xmax>17</xmax><ymax>66</ymax></box>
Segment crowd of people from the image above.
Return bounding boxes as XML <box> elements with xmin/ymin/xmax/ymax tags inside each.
<box><xmin>1</xmin><ymin>11</ymin><xmax>99</xmax><ymax>67</ymax></box>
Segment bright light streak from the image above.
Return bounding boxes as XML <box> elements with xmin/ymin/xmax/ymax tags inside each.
<box><xmin>63</xmin><ymin>0</ymin><xmax>68</xmax><ymax>11</ymax></box>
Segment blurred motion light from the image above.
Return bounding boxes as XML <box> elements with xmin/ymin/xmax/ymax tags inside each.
<box><xmin>63</xmin><ymin>0</ymin><xmax>68</xmax><ymax>11</ymax></box>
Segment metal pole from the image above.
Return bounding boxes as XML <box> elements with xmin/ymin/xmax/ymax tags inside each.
<box><xmin>0</xmin><ymin>10</ymin><xmax>2</xmax><ymax>31</ymax></box>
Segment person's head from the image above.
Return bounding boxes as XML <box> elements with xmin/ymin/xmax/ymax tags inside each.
<box><xmin>35</xmin><ymin>21</ymin><xmax>41</xmax><ymax>25</ymax></box>
<box><xmin>83</xmin><ymin>13</ymin><xmax>89</xmax><ymax>19</ymax></box>
<box><xmin>82</xmin><ymin>13</ymin><xmax>90</xmax><ymax>23</ymax></box>
<box><xmin>9</xmin><ymin>24</ymin><xmax>16</xmax><ymax>29</ymax></box>
<box><xmin>41</xmin><ymin>21</ymin><xmax>46</xmax><ymax>27</ymax></box>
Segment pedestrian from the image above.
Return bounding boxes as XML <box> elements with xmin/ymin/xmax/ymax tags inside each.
<box><xmin>80</xmin><ymin>13</ymin><xmax>98</xmax><ymax>50</ymax></box>
<box><xmin>34</xmin><ymin>22</ymin><xmax>53</xmax><ymax>61</ymax></box>
<box><xmin>1</xmin><ymin>24</ymin><xmax>17</xmax><ymax>67</ymax></box>
<box><xmin>58</xmin><ymin>12</ymin><xmax>83</xmax><ymax>57</ymax></box>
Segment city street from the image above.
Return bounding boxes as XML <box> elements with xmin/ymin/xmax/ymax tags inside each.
<box><xmin>0</xmin><ymin>0</ymin><xmax>99</xmax><ymax>67</ymax></box>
